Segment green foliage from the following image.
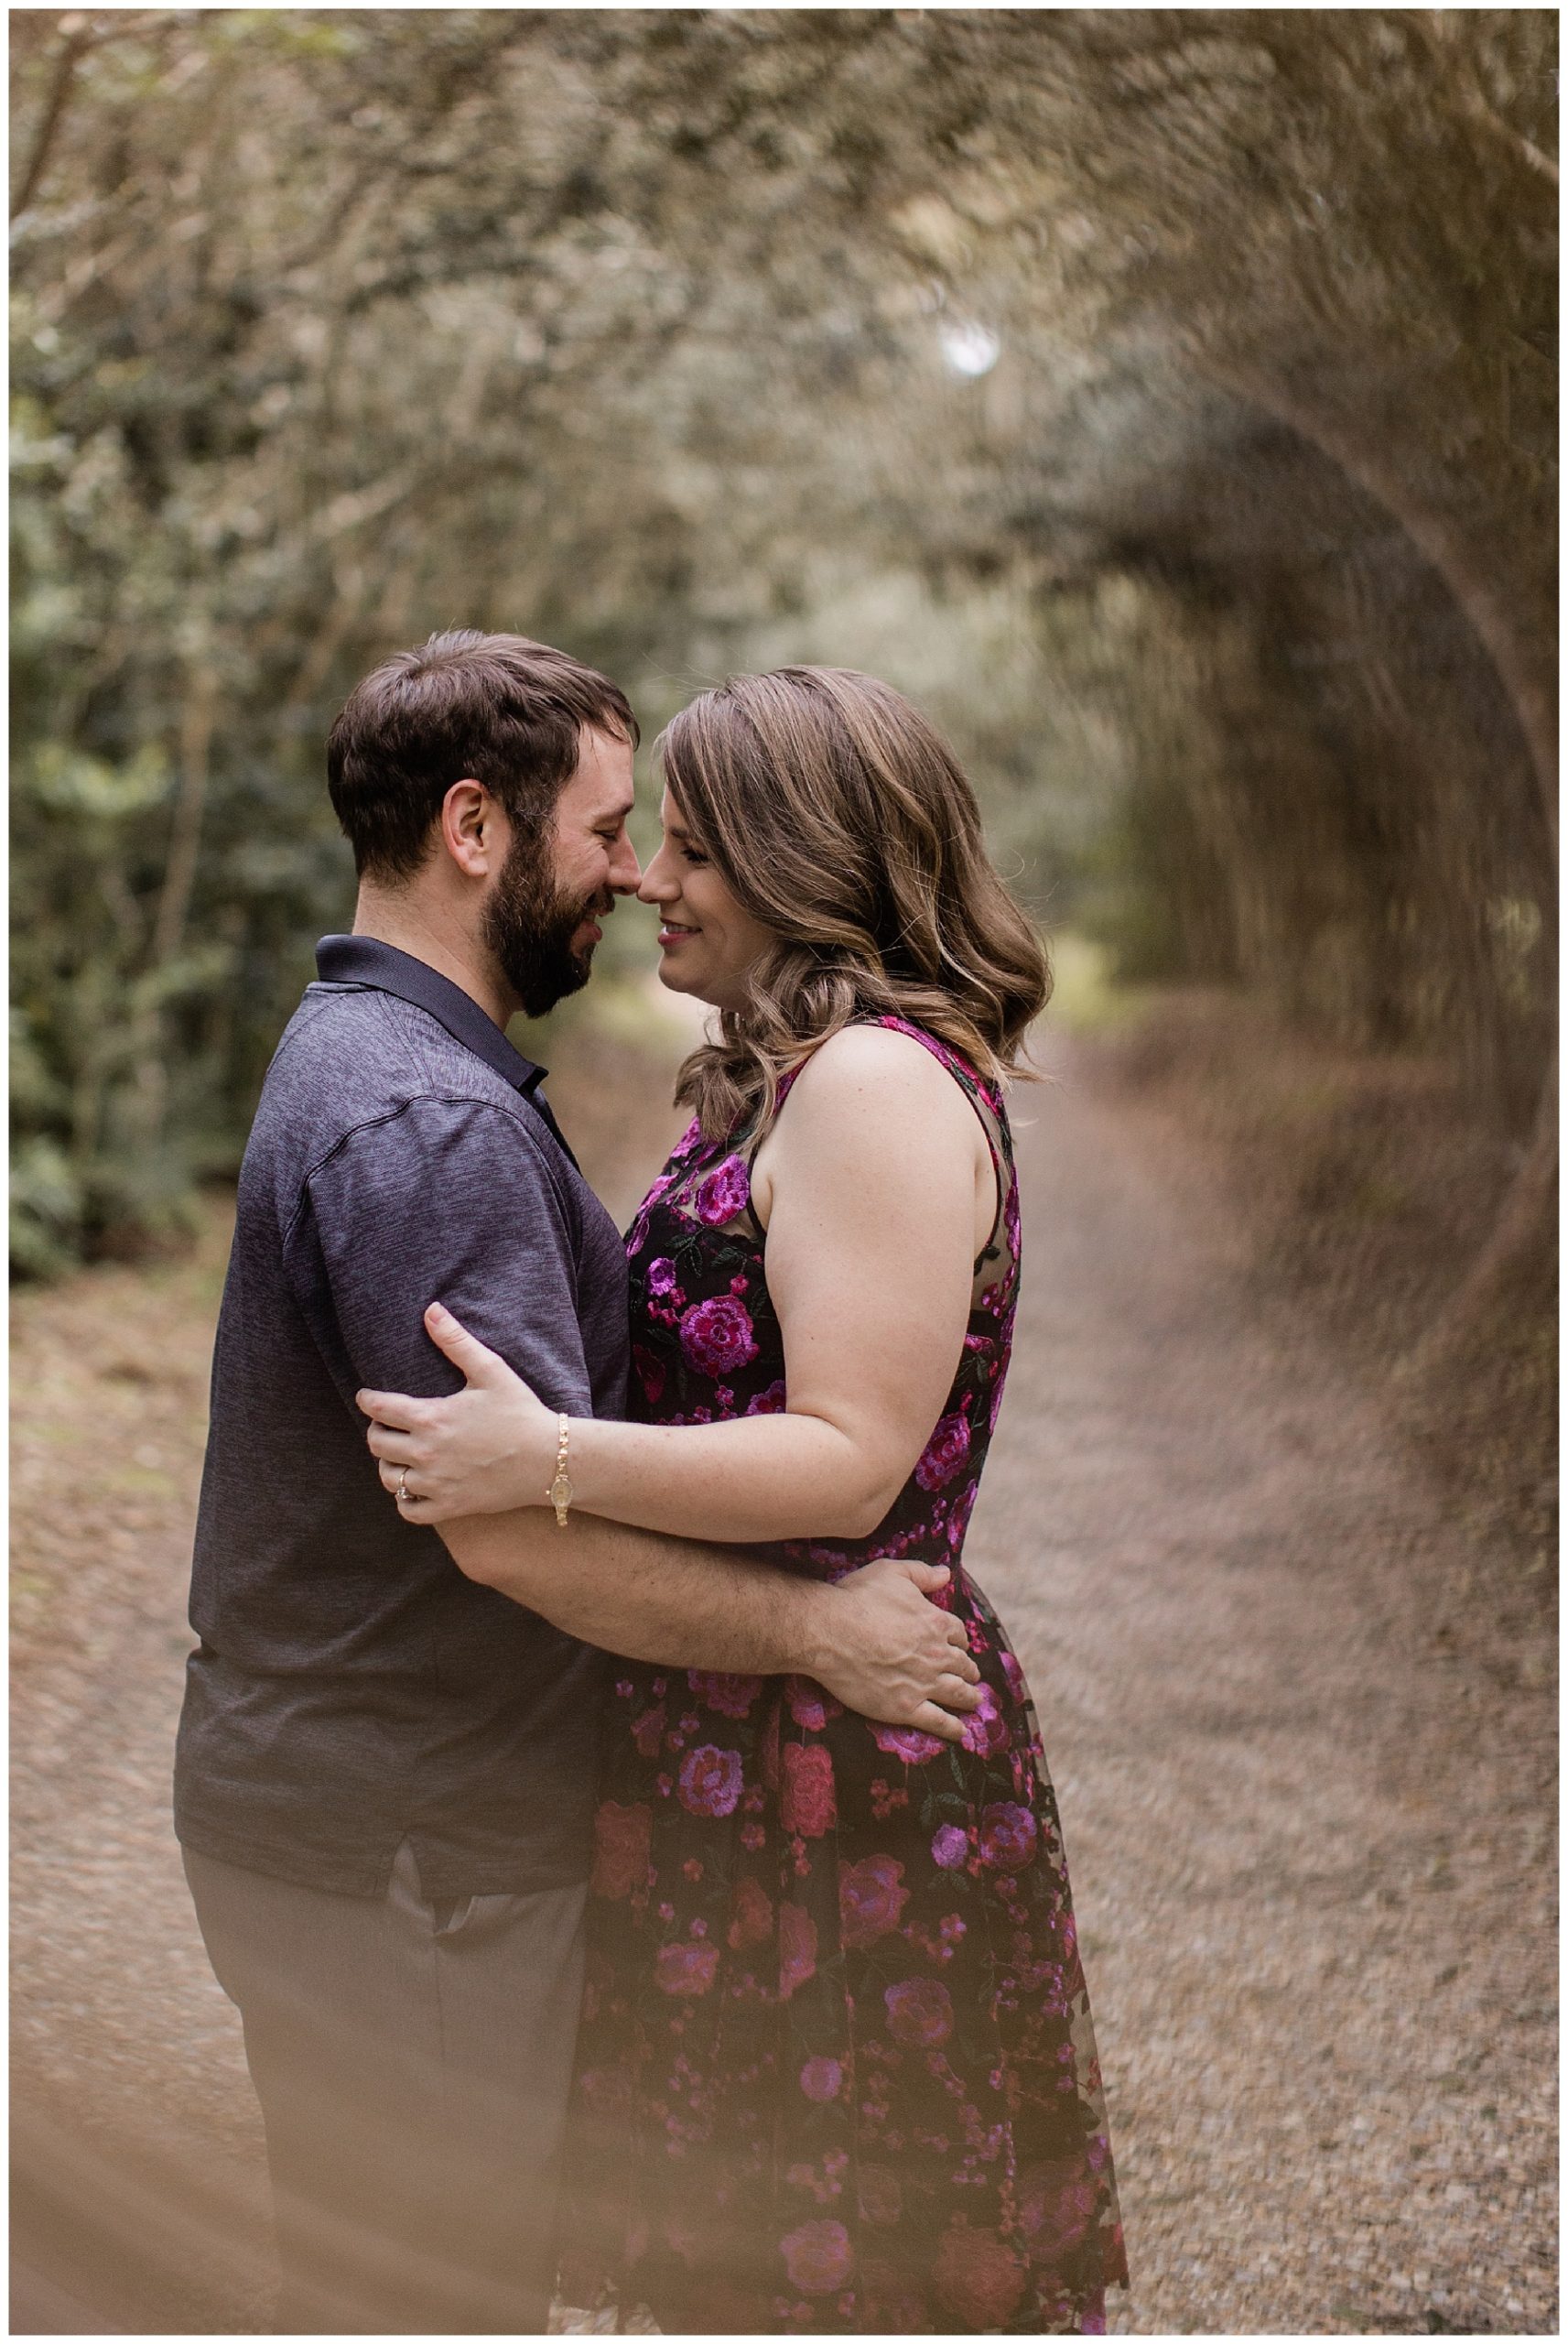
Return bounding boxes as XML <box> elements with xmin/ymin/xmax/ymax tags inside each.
<box><xmin>8</xmin><ymin>9</ymin><xmax>1555</xmax><ymax>1276</ymax></box>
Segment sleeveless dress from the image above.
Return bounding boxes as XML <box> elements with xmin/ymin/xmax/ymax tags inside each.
<box><xmin>557</xmin><ymin>1018</ymin><xmax>1128</xmax><ymax>2335</ymax></box>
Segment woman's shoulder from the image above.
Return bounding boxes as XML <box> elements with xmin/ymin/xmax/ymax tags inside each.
<box><xmin>794</xmin><ymin>1016</ymin><xmax>949</xmax><ymax>1087</ymax></box>
<box><xmin>803</xmin><ymin>1016</ymin><xmax>998</xmax><ymax>1100</ymax></box>
<box><xmin>780</xmin><ymin>1020</ymin><xmax>994</xmax><ymax>1136</ymax></box>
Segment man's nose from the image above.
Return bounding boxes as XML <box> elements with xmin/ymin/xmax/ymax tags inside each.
<box><xmin>609</xmin><ymin>834</ymin><xmax>642</xmax><ymax>894</ymax></box>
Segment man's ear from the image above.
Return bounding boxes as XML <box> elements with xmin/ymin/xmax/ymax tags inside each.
<box><xmin>438</xmin><ymin>780</ymin><xmax>500</xmax><ymax>879</ymax></box>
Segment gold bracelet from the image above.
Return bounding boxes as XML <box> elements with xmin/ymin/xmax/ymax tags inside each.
<box><xmin>546</xmin><ymin>1414</ymin><xmax>574</xmax><ymax>1529</ymax></box>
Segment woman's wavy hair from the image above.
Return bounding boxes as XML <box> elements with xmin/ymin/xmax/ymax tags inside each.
<box><xmin>662</xmin><ymin>666</ymin><xmax>1052</xmax><ymax>1141</ymax></box>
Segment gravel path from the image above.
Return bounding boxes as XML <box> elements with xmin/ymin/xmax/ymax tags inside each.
<box><xmin>11</xmin><ymin>1036</ymin><xmax>1556</xmax><ymax>2335</ymax></box>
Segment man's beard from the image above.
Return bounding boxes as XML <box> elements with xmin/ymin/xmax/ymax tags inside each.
<box><xmin>482</xmin><ymin>829</ymin><xmax>611</xmax><ymax>1020</ymax></box>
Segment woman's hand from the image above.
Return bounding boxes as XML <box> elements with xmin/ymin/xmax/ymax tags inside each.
<box><xmin>356</xmin><ymin>1303</ymin><xmax>558</xmax><ymax>1525</ymax></box>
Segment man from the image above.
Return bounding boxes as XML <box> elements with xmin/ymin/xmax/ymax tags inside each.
<box><xmin>174</xmin><ymin>630</ymin><xmax>978</xmax><ymax>2335</ymax></box>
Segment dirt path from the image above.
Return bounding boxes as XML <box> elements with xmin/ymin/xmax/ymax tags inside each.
<box><xmin>972</xmin><ymin>1045</ymin><xmax>1555</xmax><ymax>2335</ymax></box>
<box><xmin>11</xmin><ymin>1037</ymin><xmax>1555</xmax><ymax>2335</ymax></box>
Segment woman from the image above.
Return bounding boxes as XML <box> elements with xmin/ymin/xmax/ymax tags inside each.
<box><xmin>358</xmin><ymin>668</ymin><xmax>1128</xmax><ymax>2334</ymax></box>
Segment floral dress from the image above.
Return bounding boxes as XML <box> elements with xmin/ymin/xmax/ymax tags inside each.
<box><xmin>557</xmin><ymin>1018</ymin><xmax>1128</xmax><ymax>2335</ymax></box>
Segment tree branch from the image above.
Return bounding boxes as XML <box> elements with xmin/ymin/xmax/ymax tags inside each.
<box><xmin>10</xmin><ymin>19</ymin><xmax>94</xmax><ymax>222</ymax></box>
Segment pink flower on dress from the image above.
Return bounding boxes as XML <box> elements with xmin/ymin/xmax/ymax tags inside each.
<box><xmin>631</xmin><ymin>1343</ymin><xmax>665</xmax><ymax>1405</ymax></box>
<box><xmin>677</xmin><ymin>1744</ymin><xmax>743</xmax><ymax>1818</ymax></box>
<box><xmin>654</xmin><ymin>1939</ymin><xmax>719</xmax><ymax>1996</ymax></box>
<box><xmin>630</xmin><ymin>1704</ymin><xmax>665</xmax><ymax>1759</ymax></box>
<box><xmin>914</xmin><ymin>1410</ymin><xmax>971</xmax><ymax>1492</ymax></box>
<box><xmin>745</xmin><ymin>1378</ymin><xmax>788</xmax><ymax>1416</ymax></box>
<box><xmin>979</xmin><ymin>1800</ymin><xmax>1038</xmax><ymax>1871</ymax></box>
<box><xmin>590</xmin><ymin>1801</ymin><xmax>651</xmax><ymax>1899</ymax></box>
<box><xmin>871</xmin><ymin>1723</ymin><xmax>946</xmax><ymax>1765</ymax></box>
<box><xmin>780</xmin><ymin>2219</ymin><xmax>853</xmax><ymax>2295</ymax></box>
<box><xmin>687</xmin><ymin>1669</ymin><xmax>763</xmax><ymax>1719</ymax></box>
<box><xmin>679</xmin><ymin>1294</ymin><xmax>760</xmax><ymax>1379</ymax></box>
<box><xmin>784</xmin><ymin>1677</ymin><xmax>840</xmax><ymax>1732</ymax></box>
<box><xmin>727</xmin><ymin>1875</ymin><xmax>773</xmax><ymax>1950</ymax></box>
<box><xmin>799</xmin><ymin>2056</ymin><xmax>842</xmax><ymax>2102</ymax></box>
<box><xmin>946</xmin><ymin>1486</ymin><xmax>979</xmax><ymax>1550</ymax></box>
<box><xmin>931</xmin><ymin>2221</ymin><xmax>1027</xmax><ymax>2328</ymax></box>
<box><xmin>779</xmin><ymin>1902</ymin><xmax>817</xmax><ymax>1999</ymax></box>
<box><xmin>931</xmin><ymin>1824</ymin><xmax>969</xmax><ymax>1870</ymax></box>
<box><xmin>694</xmin><ymin>1154</ymin><xmax>751</xmax><ymax>1225</ymax></box>
<box><xmin>645</xmin><ymin>1257</ymin><xmax>677</xmax><ymax>1297</ymax></box>
<box><xmin>838</xmin><ymin>1855</ymin><xmax>909</xmax><ymax>1949</ymax></box>
<box><xmin>780</xmin><ymin>1742</ymin><xmax>837</xmax><ymax>1837</ymax></box>
<box><xmin>960</xmin><ymin>1684</ymin><xmax>1009</xmax><ymax>1756</ymax></box>
<box><xmin>1019</xmin><ymin>2163</ymin><xmax>1098</xmax><ymax>2260</ymax></box>
<box><xmin>884</xmin><ymin>1977</ymin><xmax>954</xmax><ymax>2047</ymax></box>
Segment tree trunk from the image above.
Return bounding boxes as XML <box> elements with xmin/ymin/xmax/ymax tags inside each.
<box><xmin>129</xmin><ymin>669</ymin><xmax>220</xmax><ymax>1157</ymax></box>
<box><xmin>151</xmin><ymin>670</ymin><xmax>219</xmax><ymax>968</ymax></box>
<box><xmin>1204</xmin><ymin>356</ymin><xmax>1558</xmax><ymax>1371</ymax></box>
<box><xmin>1205</xmin><ymin>361</ymin><xmax>1556</xmax><ymax>841</ymax></box>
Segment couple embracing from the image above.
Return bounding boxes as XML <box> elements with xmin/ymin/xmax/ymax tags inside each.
<box><xmin>174</xmin><ymin>631</ymin><xmax>1127</xmax><ymax>2335</ymax></box>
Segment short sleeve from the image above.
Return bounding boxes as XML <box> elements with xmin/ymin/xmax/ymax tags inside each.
<box><xmin>285</xmin><ymin>1095</ymin><xmax>597</xmax><ymax>1421</ymax></box>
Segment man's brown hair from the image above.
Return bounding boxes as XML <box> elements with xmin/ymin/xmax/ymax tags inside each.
<box><xmin>327</xmin><ymin>629</ymin><xmax>638</xmax><ymax>882</ymax></box>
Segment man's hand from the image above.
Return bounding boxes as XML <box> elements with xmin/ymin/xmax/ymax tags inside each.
<box><xmin>806</xmin><ymin>1559</ymin><xmax>982</xmax><ymax>1742</ymax></box>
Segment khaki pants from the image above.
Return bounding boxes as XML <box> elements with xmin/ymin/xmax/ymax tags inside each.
<box><xmin>184</xmin><ymin>1839</ymin><xmax>587</xmax><ymax>2334</ymax></box>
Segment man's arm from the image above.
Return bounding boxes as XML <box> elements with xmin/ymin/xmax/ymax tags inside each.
<box><xmin>442</xmin><ymin>1508</ymin><xmax>979</xmax><ymax>1739</ymax></box>
<box><xmin>295</xmin><ymin>1095</ymin><xmax>601</xmax><ymax>1420</ymax></box>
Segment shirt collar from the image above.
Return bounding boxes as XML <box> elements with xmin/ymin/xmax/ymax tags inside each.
<box><xmin>312</xmin><ymin>935</ymin><xmax>547</xmax><ymax>1097</ymax></box>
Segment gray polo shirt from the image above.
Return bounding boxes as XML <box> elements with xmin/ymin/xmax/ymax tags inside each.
<box><xmin>174</xmin><ymin>936</ymin><xmax>630</xmax><ymax>1899</ymax></box>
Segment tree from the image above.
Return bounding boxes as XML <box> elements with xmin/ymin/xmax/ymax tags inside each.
<box><xmin>9</xmin><ymin>6</ymin><xmax>1554</xmax><ymax>1368</ymax></box>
